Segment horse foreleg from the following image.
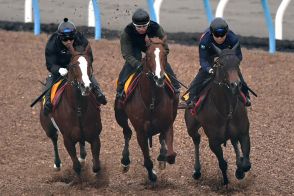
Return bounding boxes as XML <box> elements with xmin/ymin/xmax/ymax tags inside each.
<box><xmin>79</xmin><ymin>141</ymin><xmax>87</xmax><ymax>164</ymax></box>
<box><xmin>239</xmin><ymin>134</ymin><xmax>251</xmax><ymax>172</ymax></box>
<box><xmin>51</xmin><ymin>132</ymin><xmax>62</xmax><ymax>171</ymax></box>
<box><xmin>63</xmin><ymin>138</ymin><xmax>81</xmax><ymax>176</ymax></box>
<box><xmin>165</xmin><ymin>126</ymin><xmax>177</xmax><ymax>164</ymax></box>
<box><xmin>209</xmin><ymin>140</ymin><xmax>229</xmax><ymax>185</ymax></box>
<box><xmin>137</xmin><ymin>132</ymin><xmax>157</xmax><ymax>183</ymax></box>
<box><xmin>157</xmin><ymin>133</ymin><xmax>167</xmax><ymax>170</ymax></box>
<box><xmin>231</xmin><ymin>139</ymin><xmax>245</xmax><ymax>180</ymax></box>
<box><xmin>90</xmin><ymin>138</ymin><xmax>101</xmax><ymax>173</ymax></box>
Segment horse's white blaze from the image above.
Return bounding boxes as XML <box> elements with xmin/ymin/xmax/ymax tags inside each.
<box><xmin>154</xmin><ymin>48</ymin><xmax>161</xmax><ymax>78</ymax></box>
<box><xmin>78</xmin><ymin>56</ymin><xmax>91</xmax><ymax>87</ymax></box>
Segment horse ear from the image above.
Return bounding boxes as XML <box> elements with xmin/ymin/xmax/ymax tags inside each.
<box><xmin>232</xmin><ymin>41</ymin><xmax>240</xmax><ymax>52</ymax></box>
<box><xmin>162</xmin><ymin>35</ymin><xmax>167</xmax><ymax>43</ymax></box>
<box><xmin>211</xmin><ymin>43</ymin><xmax>222</xmax><ymax>56</ymax></box>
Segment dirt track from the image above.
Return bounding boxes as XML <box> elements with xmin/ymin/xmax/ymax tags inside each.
<box><xmin>0</xmin><ymin>30</ymin><xmax>293</xmax><ymax>195</ymax></box>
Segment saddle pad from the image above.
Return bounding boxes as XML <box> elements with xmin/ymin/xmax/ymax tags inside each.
<box><xmin>51</xmin><ymin>79</ymin><xmax>64</xmax><ymax>102</ymax></box>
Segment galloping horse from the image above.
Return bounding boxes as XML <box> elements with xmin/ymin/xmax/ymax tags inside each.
<box><xmin>40</xmin><ymin>43</ymin><xmax>102</xmax><ymax>180</ymax></box>
<box><xmin>114</xmin><ymin>36</ymin><xmax>179</xmax><ymax>183</ymax></box>
<box><xmin>185</xmin><ymin>42</ymin><xmax>251</xmax><ymax>185</ymax></box>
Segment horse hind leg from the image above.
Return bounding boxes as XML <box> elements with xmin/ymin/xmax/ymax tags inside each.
<box><xmin>115</xmin><ymin>108</ymin><xmax>132</xmax><ymax>172</ymax></box>
<box><xmin>157</xmin><ymin>133</ymin><xmax>167</xmax><ymax>170</ymax></box>
<box><xmin>192</xmin><ymin>129</ymin><xmax>202</xmax><ymax>180</ymax></box>
<box><xmin>231</xmin><ymin>139</ymin><xmax>245</xmax><ymax>180</ymax></box>
<box><xmin>41</xmin><ymin>118</ymin><xmax>62</xmax><ymax>171</ymax></box>
<box><xmin>239</xmin><ymin>135</ymin><xmax>251</xmax><ymax>172</ymax></box>
<box><xmin>209</xmin><ymin>140</ymin><xmax>229</xmax><ymax>185</ymax></box>
<box><xmin>90</xmin><ymin>138</ymin><xmax>101</xmax><ymax>174</ymax></box>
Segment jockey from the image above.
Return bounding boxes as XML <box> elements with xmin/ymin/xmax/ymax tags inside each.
<box><xmin>43</xmin><ymin>18</ymin><xmax>107</xmax><ymax>115</ymax></box>
<box><xmin>116</xmin><ymin>8</ymin><xmax>181</xmax><ymax>100</ymax></box>
<box><xmin>186</xmin><ymin>17</ymin><xmax>251</xmax><ymax>107</ymax></box>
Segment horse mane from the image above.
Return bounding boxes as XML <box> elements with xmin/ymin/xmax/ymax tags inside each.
<box><xmin>218</xmin><ymin>49</ymin><xmax>240</xmax><ymax>69</ymax></box>
<box><xmin>149</xmin><ymin>37</ymin><xmax>164</xmax><ymax>44</ymax></box>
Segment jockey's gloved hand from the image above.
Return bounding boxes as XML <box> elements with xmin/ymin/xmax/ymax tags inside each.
<box><xmin>58</xmin><ymin>68</ymin><xmax>68</xmax><ymax>76</ymax></box>
<box><xmin>208</xmin><ymin>68</ymin><xmax>214</xmax><ymax>75</ymax></box>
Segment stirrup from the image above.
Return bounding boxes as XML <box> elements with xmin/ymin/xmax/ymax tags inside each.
<box><xmin>245</xmin><ymin>97</ymin><xmax>251</xmax><ymax>107</ymax></box>
<box><xmin>43</xmin><ymin>102</ymin><xmax>52</xmax><ymax>116</ymax></box>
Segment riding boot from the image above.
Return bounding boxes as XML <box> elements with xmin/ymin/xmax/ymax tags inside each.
<box><xmin>166</xmin><ymin>63</ymin><xmax>181</xmax><ymax>94</ymax></box>
<box><xmin>116</xmin><ymin>63</ymin><xmax>134</xmax><ymax>100</ymax></box>
<box><xmin>43</xmin><ymin>75</ymin><xmax>54</xmax><ymax>116</ymax></box>
<box><xmin>186</xmin><ymin>69</ymin><xmax>209</xmax><ymax>106</ymax></box>
<box><xmin>90</xmin><ymin>75</ymin><xmax>107</xmax><ymax>105</ymax></box>
<box><xmin>239</xmin><ymin>72</ymin><xmax>251</xmax><ymax>107</ymax></box>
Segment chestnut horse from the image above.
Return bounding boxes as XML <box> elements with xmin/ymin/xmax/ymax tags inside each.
<box><xmin>185</xmin><ymin>42</ymin><xmax>251</xmax><ymax>185</ymax></box>
<box><xmin>114</xmin><ymin>36</ymin><xmax>179</xmax><ymax>183</ymax></box>
<box><xmin>40</xmin><ymin>43</ymin><xmax>102</xmax><ymax>180</ymax></box>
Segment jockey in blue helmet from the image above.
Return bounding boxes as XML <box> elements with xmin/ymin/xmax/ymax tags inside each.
<box><xmin>43</xmin><ymin>18</ymin><xmax>107</xmax><ymax>115</ymax></box>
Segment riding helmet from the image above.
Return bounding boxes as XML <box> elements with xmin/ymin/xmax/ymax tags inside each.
<box><xmin>132</xmin><ymin>9</ymin><xmax>150</xmax><ymax>25</ymax></box>
<box><xmin>57</xmin><ymin>18</ymin><xmax>76</xmax><ymax>39</ymax></box>
<box><xmin>210</xmin><ymin>17</ymin><xmax>229</xmax><ymax>36</ymax></box>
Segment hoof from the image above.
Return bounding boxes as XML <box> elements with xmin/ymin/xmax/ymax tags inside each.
<box><xmin>148</xmin><ymin>170</ymin><xmax>157</xmax><ymax>183</ymax></box>
<box><xmin>54</xmin><ymin>163</ymin><xmax>62</xmax><ymax>171</ymax></box>
<box><xmin>93</xmin><ymin>166</ymin><xmax>101</xmax><ymax>173</ymax></box>
<box><xmin>166</xmin><ymin>153</ymin><xmax>177</xmax><ymax>164</ymax></box>
<box><xmin>121</xmin><ymin>164</ymin><xmax>130</xmax><ymax>173</ymax></box>
<box><xmin>235</xmin><ymin>168</ymin><xmax>245</xmax><ymax>180</ymax></box>
<box><xmin>158</xmin><ymin>161</ymin><xmax>166</xmax><ymax>170</ymax></box>
<box><xmin>242</xmin><ymin>163</ymin><xmax>251</xmax><ymax>172</ymax></box>
<box><xmin>193</xmin><ymin>170</ymin><xmax>201</xmax><ymax>180</ymax></box>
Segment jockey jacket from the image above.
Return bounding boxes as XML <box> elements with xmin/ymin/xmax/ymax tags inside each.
<box><xmin>199</xmin><ymin>29</ymin><xmax>242</xmax><ymax>73</ymax></box>
<box><xmin>45</xmin><ymin>31</ymin><xmax>93</xmax><ymax>75</ymax></box>
<box><xmin>120</xmin><ymin>21</ymin><xmax>169</xmax><ymax>68</ymax></box>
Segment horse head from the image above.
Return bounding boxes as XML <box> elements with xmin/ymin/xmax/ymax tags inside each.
<box><xmin>65</xmin><ymin>43</ymin><xmax>93</xmax><ymax>96</ymax></box>
<box><xmin>144</xmin><ymin>35</ymin><xmax>168</xmax><ymax>88</ymax></box>
<box><xmin>212</xmin><ymin>42</ymin><xmax>241</xmax><ymax>95</ymax></box>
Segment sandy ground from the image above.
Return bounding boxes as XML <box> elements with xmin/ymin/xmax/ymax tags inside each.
<box><xmin>0</xmin><ymin>0</ymin><xmax>294</xmax><ymax>40</ymax></box>
<box><xmin>0</xmin><ymin>30</ymin><xmax>294</xmax><ymax>195</ymax></box>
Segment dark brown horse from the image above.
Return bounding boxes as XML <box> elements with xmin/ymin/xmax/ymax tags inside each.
<box><xmin>114</xmin><ymin>36</ymin><xmax>179</xmax><ymax>183</ymax></box>
<box><xmin>40</xmin><ymin>43</ymin><xmax>102</xmax><ymax>180</ymax></box>
<box><xmin>185</xmin><ymin>42</ymin><xmax>251</xmax><ymax>185</ymax></box>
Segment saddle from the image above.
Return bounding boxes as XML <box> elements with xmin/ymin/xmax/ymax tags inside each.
<box><xmin>118</xmin><ymin>71</ymin><xmax>175</xmax><ymax>104</ymax></box>
<box><xmin>42</xmin><ymin>79</ymin><xmax>67</xmax><ymax>111</ymax></box>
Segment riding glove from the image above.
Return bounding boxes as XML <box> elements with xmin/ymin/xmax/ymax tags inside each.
<box><xmin>208</xmin><ymin>68</ymin><xmax>214</xmax><ymax>75</ymax></box>
<box><xmin>59</xmin><ymin>68</ymin><xmax>68</xmax><ymax>76</ymax></box>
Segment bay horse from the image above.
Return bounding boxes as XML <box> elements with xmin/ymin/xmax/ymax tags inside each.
<box><xmin>40</xmin><ymin>43</ymin><xmax>102</xmax><ymax>181</ymax></box>
<box><xmin>184</xmin><ymin>42</ymin><xmax>251</xmax><ymax>185</ymax></box>
<box><xmin>114</xmin><ymin>36</ymin><xmax>179</xmax><ymax>183</ymax></box>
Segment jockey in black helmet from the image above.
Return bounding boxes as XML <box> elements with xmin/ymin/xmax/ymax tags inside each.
<box><xmin>43</xmin><ymin>18</ymin><xmax>107</xmax><ymax>116</ymax></box>
<box><xmin>186</xmin><ymin>17</ymin><xmax>251</xmax><ymax>107</ymax></box>
<box><xmin>116</xmin><ymin>8</ymin><xmax>181</xmax><ymax>100</ymax></box>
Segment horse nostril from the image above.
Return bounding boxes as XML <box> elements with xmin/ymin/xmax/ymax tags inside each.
<box><xmin>154</xmin><ymin>75</ymin><xmax>159</xmax><ymax>80</ymax></box>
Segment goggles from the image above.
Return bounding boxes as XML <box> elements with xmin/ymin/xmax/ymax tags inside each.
<box><xmin>133</xmin><ymin>21</ymin><xmax>150</xmax><ymax>29</ymax></box>
<box><xmin>213</xmin><ymin>28</ymin><xmax>227</xmax><ymax>38</ymax></box>
<box><xmin>60</xmin><ymin>36</ymin><xmax>74</xmax><ymax>42</ymax></box>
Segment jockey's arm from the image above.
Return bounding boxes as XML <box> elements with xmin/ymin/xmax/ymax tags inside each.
<box><xmin>120</xmin><ymin>32</ymin><xmax>141</xmax><ymax>68</ymax></box>
<box><xmin>45</xmin><ymin>44</ymin><xmax>60</xmax><ymax>75</ymax></box>
<box><xmin>199</xmin><ymin>42</ymin><xmax>212</xmax><ymax>73</ymax></box>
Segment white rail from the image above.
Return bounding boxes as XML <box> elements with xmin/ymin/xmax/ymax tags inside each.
<box><xmin>275</xmin><ymin>0</ymin><xmax>291</xmax><ymax>40</ymax></box>
<box><xmin>215</xmin><ymin>0</ymin><xmax>229</xmax><ymax>18</ymax></box>
<box><xmin>24</xmin><ymin>0</ymin><xmax>32</xmax><ymax>23</ymax></box>
<box><xmin>154</xmin><ymin>0</ymin><xmax>164</xmax><ymax>23</ymax></box>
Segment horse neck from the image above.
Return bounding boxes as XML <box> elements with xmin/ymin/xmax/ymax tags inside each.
<box><xmin>210</xmin><ymin>81</ymin><xmax>237</xmax><ymax>115</ymax></box>
<box><xmin>63</xmin><ymin>83</ymin><xmax>87</xmax><ymax>109</ymax></box>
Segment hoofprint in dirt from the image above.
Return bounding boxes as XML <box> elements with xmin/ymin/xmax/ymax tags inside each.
<box><xmin>0</xmin><ymin>30</ymin><xmax>293</xmax><ymax>195</ymax></box>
